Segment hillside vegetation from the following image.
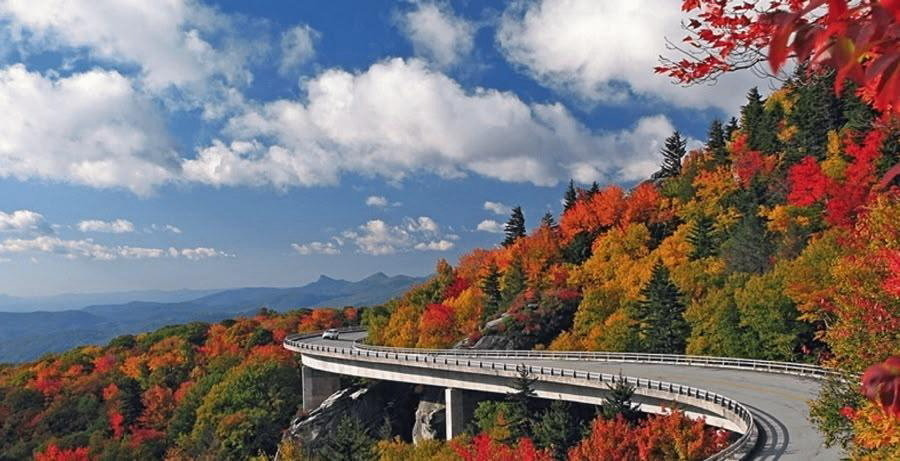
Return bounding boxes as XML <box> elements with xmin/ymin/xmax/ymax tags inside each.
<box><xmin>363</xmin><ymin>73</ymin><xmax>900</xmax><ymax>458</ymax></box>
<box><xmin>0</xmin><ymin>308</ymin><xmax>357</xmax><ymax>460</ymax></box>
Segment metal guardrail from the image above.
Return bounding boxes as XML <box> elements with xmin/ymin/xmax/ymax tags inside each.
<box><xmin>284</xmin><ymin>330</ymin><xmax>757</xmax><ymax>460</ymax></box>
<box><xmin>352</xmin><ymin>340</ymin><xmax>844</xmax><ymax>379</ymax></box>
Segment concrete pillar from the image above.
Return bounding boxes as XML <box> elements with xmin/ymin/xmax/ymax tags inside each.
<box><xmin>302</xmin><ymin>364</ymin><xmax>341</xmax><ymax>411</ymax></box>
<box><xmin>445</xmin><ymin>387</ymin><xmax>464</xmax><ymax>440</ymax></box>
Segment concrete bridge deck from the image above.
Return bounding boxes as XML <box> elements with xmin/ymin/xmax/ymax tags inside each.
<box><xmin>286</xmin><ymin>330</ymin><xmax>843</xmax><ymax>460</ymax></box>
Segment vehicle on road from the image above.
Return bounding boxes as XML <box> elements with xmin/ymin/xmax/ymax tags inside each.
<box><xmin>322</xmin><ymin>329</ymin><xmax>340</xmax><ymax>340</ymax></box>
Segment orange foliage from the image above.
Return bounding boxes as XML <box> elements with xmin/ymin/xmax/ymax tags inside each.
<box><xmin>140</xmin><ymin>385</ymin><xmax>175</xmax><ymax>429</ymax></box>
<box><xmin>417</xmin><ymin>304</ymin><xmax>457</xmax><ymax>349</ymax></box>
<box><xmin>34</xmin><ymin>444</ymin><xmax>90</xmax><ymax>461</ymax></box>
<box><xmin>298</xmin><ymin>309</ymin><xmax>343</xmax><ymax>332</ymax></box>
<box><xmin>452</xmin><ymin>435</ymin><xmax>553</xmax><ymax>461</ymax></box>
<box><xmin>560</xmin><ymin>186</ymin><xmax>626</xmax><ymax>241</ymax></box>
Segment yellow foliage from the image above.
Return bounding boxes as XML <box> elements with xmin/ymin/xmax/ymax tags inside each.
<box><xmin>765</xmin><ymin>88</ymin><xmax>795</xmax><ymax>113</ymax></box>
<box><xmin>376</xmin><ymin>438</ymin><xmax>461</xmax><ymax>461</ymax></box>
<box><xmin>652</xmin><ymin>223</ymin><xmax>692</xmax><ymax>269</ymax></box>
<box><xmin>548</xmin><ymin>330</ymin><xmax>585</xmax><ymax>351</ymax></box>
<box><xmin>583</xmin><ymin>309</ymin><xmax>636</xmax><ymax>352</ymax></box>
<box><xmin>380</xmin><ymin>304</ymin><xmax>421</xmax><ymax>348</ymax></box>
<box><xmin>822</xmin><ymin>130</ymin><xmax>848</xmax><ymax>180</ymax></box>
<box><xmin>852</xmin><ymin>402</ymin><xmax>900</xmax><ymax>460</ymax></box>
<box><xmin>445</xmin><ymin>286</ymin><xmax>483</xmax><ymax>337</ymax></box>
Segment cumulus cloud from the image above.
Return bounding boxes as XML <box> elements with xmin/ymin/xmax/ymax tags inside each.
<box><xmin>496</xmin><ymin>0</ymin><xmax>767</xmax><ymax>111</ymax></box>
<box><xmin>0</xmin><ymin>210</ymin><xmax>52</xmax><ymax>234</ymax></box>
<box><xmin>366</xmin><ymin>196</ymin><xmax>388</xmax><ymax>207</ymax></box>
<box><xmin>186</xmin><ymin>58</ymin><xmax>680</xmax><ymax>190</ymax></box>
<box><xmin>0</xmin><ymin>236</ymin><xmax>231</xmax><ymax>261</ymax></box>
<box><xmin>165</xmin><ymin>224</ymin><xmax>183</xmax><ymax>234</ymax></box>
<box><xmin>340</xmin><ymin>216</ymin><xmax>454</xmax><ymax>255</ymax></box>
<box><xmin>398</xmin><ymin>1</ymin><xmax>474</xmax><ymax>68</ymax></box>
<box><xmin>77</xmin><ymin>219</ymin><xmax>135</xmax><ymax>234</ymax></box>
<box><xmin>483</xmin><ymin>201</ymin><xmax>513</xmax><ymax>215</ymax></box>
<box><xmin>280</xmin><ymin>24</ymin><xmax>318</xmax><ymax>75</ymax></box>
<box><xmin>476</xmin><ymin>219</ymin><xmax>504</xmax><ymax>233</ymax></box>
<box><xmin>0</xmin><ymin>0</ymin><xmax>254</xmax><ymax>91</ymax></box>
<box><xmin>291</xmin><ymin>241</ymin><xmax>340</xmax><ymax>255</ymax></box>
<box><xmin>0</xmin><ymin>65</ymin><xmax>178</xmax><ymax>194</ymax></box>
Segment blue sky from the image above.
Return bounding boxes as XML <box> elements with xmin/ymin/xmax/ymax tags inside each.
<box><xmin>0</xmin><ymin>0</ymin><xmax>765</xmax><ymax>297</ymax></box>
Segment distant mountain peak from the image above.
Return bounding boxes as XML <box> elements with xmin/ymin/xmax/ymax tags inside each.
<box><xmin>363</xmin><ymin>272</ymin><xmax>389</xmax><ymax>281</ymax></box>
<box><xmin>317</xmin><ymin>274</ymin><xmax>339</xmax><ymax>282</ymax></box>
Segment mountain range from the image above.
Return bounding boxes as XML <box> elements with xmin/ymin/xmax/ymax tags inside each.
<box><xmin>0</xmin><ymin>273</ymin><xmax>425</xmax><ymax>363</ymax></box>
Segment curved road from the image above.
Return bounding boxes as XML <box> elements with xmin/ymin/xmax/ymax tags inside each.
<box><xmin>292</xmin><ymin>331</ymin><xmax>842</xmax><ymax>460</ymax></box>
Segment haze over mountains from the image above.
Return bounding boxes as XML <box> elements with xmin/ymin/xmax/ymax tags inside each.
<box><xmin>0</xmin><ymin>273</ymin><xmax>425</xmax><ymax>363</ymax></box>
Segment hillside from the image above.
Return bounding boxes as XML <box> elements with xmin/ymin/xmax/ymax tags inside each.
<box><xmin>362</xmin><ymin>73</ymin><xmax>900</xmax><ymax>457</ymax></box>
<box><xmin>0</xmin><ymin>273</ymin><xmax>425</xmax><ymax>363</ymax></box>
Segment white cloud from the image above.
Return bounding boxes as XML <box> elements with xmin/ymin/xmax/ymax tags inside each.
<box><xmin>291</xmin><ymin>241</ymin><xmax>341</xmax><ymax>255</ymax></box>
<box><xmin>77</xmin><ymin>219</ymin><xmax>134</xmax><ymax>234</ymax></box>
<box><xmin>0</xmin><ymin>236</ymin><xmax>231</xmax><ymax>261</ymax></box>
<box><xmin>496</xmin><ymin>0</ymin><xmax>767</xmax><ymax>111</ymax></box>
<box><xmin>414</xmin><ymin>240</ymin><xmax>455</xmax><ymax>251</ymax></box>
<box><xmin>185</xmin><ymin>58</ymin><xmax>679</xmax><ymax>190</ymax></box>
<box><xmin>0</xmin><ymin>210</ymin><xmax>51</xmax><ymax>233</ymax></box>
<box><xmin>398</xmin><ymin>1</ymin><xmax>474</xmax><ymax>68</ymax></box>
<box><xmin>365</xmin><ymin>195</ymin><xmax>389</xmax><ymax>207</ymax></box>
<box><xmin>483</xmin><ymin>201</ymin><xmax>513</xmax><ymax>215</ymax></box>
<box><xmin>476</xmin><ymin>219</ymin><xmax>504</xmax><ymax>233</ymax></box>
<box><xmin>341</xmin><ymin>216</ymin><xmax>454</xmax><ymax>255</ymax></box>
<box><xmin>0</xmin><ymin>0</ymin><xmax>254</xmax><ymax>91</ymax></box>
<box><xmin>165</xmin><ymin>224</ymin><xmax>183</xmax><ymax>234</ymax></box>
<box><xmin>280</xmin><ymin>24</ymin><xmax>318</xmax><ymax>75</ymax></box>
<box><xmin>0</xmin><ymin>64</ymin><xmax>178</xmax><ymax>194</ymax></box>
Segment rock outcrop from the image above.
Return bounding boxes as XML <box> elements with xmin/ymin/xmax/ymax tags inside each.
<box><xmin>411</xmin><ymin>387</ymin><xmax>445</xmax><ymax>443</ymax></box>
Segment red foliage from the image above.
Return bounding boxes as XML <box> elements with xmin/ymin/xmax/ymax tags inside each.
<box><xmin>34</xmin><ymin>444</ymin><xmax>90</xmax><ymax>461</ymax></box>
<box><xmin>560</xmin><ymin>186</ymin><xmax>627</xmax><ymax>240</ymax></box>
<box><xmin>623</xmin><ymin>182</ymin><xmax>663</xmax><ymax>225</ymax></box>
<box><xmin>108</xmin><ymin>409</ymin><xmax>125</xmax><ymax>438</ymax></box>
<box><xmin>418</xmin><ymin>304</ymin><xmax>457</xmax><ymax>348</ymax></box>
<box><xmin>91</xmin><ymin>354</ymin><xmax>116</xmax><ymax>374</ymax></box>
<box><xmin>299</xmin><ymin>309</ymin><xmax>343</xmax><ymax>332</ymax></box>
<box><xmin>659</xmin><ymin>1</ymin><xmax>900</xmax><ymax>114</ymax></box>
<box><xmin>861</xmin><ymin>356</ymin><xmax>900</xmax><ymax>417</ymax></box>
<box><xmin>731</xmin><ymin>134</ymin><xmax>774</xmax><ymax>186</ymax></box>
<box><xmin>30</xmin><ymin>367</ymin><xmax>63</xmax><ymax>397</ymax></box>
<box><xmin>129</xmin><ymin>428</ymin><xmax>165</xmax><ymax>449</ymax></box>
<box><xmin>452</xmin><ymin>434</ymin><xmax>553</xmax><ymax>461</ymax></box>
<box><xmin>444</xmin><ymin>276</ymin><xmax>471</xmax><ymax>300</ymax></box>
<box><xmin>884</xmin><ymin>250</ymin><xmax>900</xmax><ymax>297</ymax></box>
<box><xmin>788</xmin><ymin>156</ymin><xmax>829</xmax><ymax>206</ymax></box>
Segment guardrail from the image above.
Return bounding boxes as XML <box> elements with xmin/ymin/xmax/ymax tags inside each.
<box><xmin>352</xmin><ymin>340</ymin><xmax>845</xmax><ymax>380</ymax></box>
<box><xmin>284</xmin><ymin>330</ymin><xmax>757</xmax><ymax>460</ymax></box>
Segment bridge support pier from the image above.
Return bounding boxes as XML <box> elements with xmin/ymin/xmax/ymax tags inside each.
<box><xmin>445</xmin><ymin>387</ymin><xmax>464</xmax><ymax>440</ymax></box>
<box><xmin>302</xmin><ymin>364</ymin><xmax>341</xmax><ymax>411</ymax></box>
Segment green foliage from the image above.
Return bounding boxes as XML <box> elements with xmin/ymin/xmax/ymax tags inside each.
<box><xmin>707</xmin><ymin>119</ymin><xmax>728</xmax><ymax>165</ymax></box>
<box><xmin>504</xmin><ymin>364</ymin><xmax>538</xmax><ymax>441</ymax></box>
<box><xmin>562</xmin><ymin>231</ymin><xmax>596</xmax><ymax>265</ymax></box>
<box><xmin>533</xmin><ymin>401</ymin><xmax>579</xmax><ymax>460</ymax></box>
<box><xmin>319</xmin><ymin>415</ymin><xmax>375</xmax><ymax>461</ymax></box>
<box><xmin>654</xmin><ymin>132</ymin><xmax>687</xmax><ymax>179</ymax></box>
<box><xmin>599</xmin><ymin>373</ymin><xmax>641</xmax><ymax>424</ymax></box>
<box><xmin>564</xmin><ymin>179</ymin><xmax>578</xmax><ymax>211</ymax></box>
<box><xmin>686</xmin><ymin>215</ymin><xmax>717</xmax><ymax>260</ymax></box>
<box><xmin>721</xmin><ymin>213</ymin><xmax>774</xmax><ymax>274</ymax></box>
<box><xmin>809</xmin><ymin>373</ymin><xmax>865</xmax><ymax>450</ymax></box>
<box><xmin>632</xmin><ymin>263</ymin><xmax>689</xmax><ymax>353</ymax></box>
<box><xmin>473</xmin><ymin>400</ymin><xmax>513</xmax><ymax>436</ymax></box>
<box><xmin>500</xmin><ymin>260</ymin><xmax>526</xmax><ymax>307</ymax></box>
<box><xmin>480</xmin><ymin>264</ymin><xmax>502</xmax><ymax>319</ymax></box>
<box><xmin>734</xmin><ymin>270</ymin><xmax>806</xmax><ymax>360</ymax></box>
<box><xmin>139</xmin><ymin>322</ymin><xmax>209</xmax><ymax>348</ymax></box>
<box><xmin>540</xmin><ymin>211</ymin><xmax>556</xmax><ymax>228</ymax></box>
<box><xmin>503</xmin><ymin>206</ymin><xmax>527</xmax><ymax>247</ymax></box>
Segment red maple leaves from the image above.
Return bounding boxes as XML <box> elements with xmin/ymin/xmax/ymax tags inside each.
<box><xmin>862</xmin><ymin>356</ymin><xmax>900</xmax><ymax>416</ymax></box>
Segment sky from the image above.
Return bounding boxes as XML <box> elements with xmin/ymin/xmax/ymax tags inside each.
<box><xmin>0</xmin><ymin>0</ymin><xmax>767</xmax><ymax>297</ymax></box>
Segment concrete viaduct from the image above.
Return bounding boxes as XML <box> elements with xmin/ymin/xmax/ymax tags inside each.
<box><xmin>284</xmin><ymin>329</ymin><xmax>845</xmax><ymax>460</ymax></box>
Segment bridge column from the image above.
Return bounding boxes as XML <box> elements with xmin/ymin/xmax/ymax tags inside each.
<box><xmin>302</xmin><ymin>364</ymin><xmax>341</xmax><ymax>411</ymax></box>
<box><xmin>445</xmin><ymin>388</ymin><xmax>464</xmax><ymax>440</ymax></box>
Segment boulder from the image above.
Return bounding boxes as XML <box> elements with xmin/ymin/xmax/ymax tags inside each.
<box><xmin>412</xmin><ymin>387</ymin><xmax>445</xmax><ymax>443</ymax></box>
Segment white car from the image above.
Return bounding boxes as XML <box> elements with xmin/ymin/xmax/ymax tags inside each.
<box><xmin>322</xmin><ymin>329</ymin><xmax>340</xmax><ymax>340</ymax></box>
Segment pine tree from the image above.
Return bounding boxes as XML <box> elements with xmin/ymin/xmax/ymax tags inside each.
<box><xmin>540</xmin><ymin>211</ymin><xmax>556</xmax><ymax>228</ymax></box>
<box><xmin>503</xmin><ymin>206</ymin><xmax>526</xmax><ymax>247</ymax></box>
<box><xmin>505</xmin><ymin>364</ymin><xmax>538</xmax><ymax>441</ymax></box>
<box><xmin>599</xmin><ymin>372</ymin><xmax>641</xmax><ymax>424</ymax></box>
<box><xmin>653</xmin><ymin>132</ymin><xmax>687</xmax><ymax>179</ymax></box>
<box><xmin>320</xmin><ymin>415</ymin><xmax>374</xmax><ymax>461</ymax></box>
<box><xmin>588</xmin><ymin>181</ymin><xmax>600</xmax><ymax>197</ymax></box>
<box><xmin>500</xmin><ymin>259</ymin><xmax>526</xmax><ymax>306</ymax></box>
<box><xmin>534</xmin><ymin>401</ymin><xmax>579</xmax><ymax>460</ymax></box>
<box><xmin>720</xmin><ymin>214</ymin><xmax>774</xmax><ymax>274</ymax></box>
<box><xmin>481</xmin><ymin>264</ymin><xmax>502</xmax><ymax>319</ymax></box>
<box><xmin>687</xmin><ymin>215</ymin><xmax>717</xmax><ymax>260</ymax></box>
<box><xmin>633</xmin><ymin>262</ymin><xmax>689</xmax><ymax>353</ymax></box>
<box><xmin>707</xmin><ymin>119</ymin><xmax>728</xmax><ymax>165</ymax></box>
<box><xmin>741</xmin><ymin>87</ymin><xmax>767</xmax><ymax>151</ymax></box>
<box><xmin>725</xmin><ymin>117</ymin><xmax>739</xmax><ymax>140</ymax></box>
<box><xmin>787</xmin><ymin>72</ymin><xmax>844</xmax><ymax>164</ymax></box>
<box><xmin>563</xmin><ymin>179</ymin><xmax>578</xmax><ymax>211</ymax></box>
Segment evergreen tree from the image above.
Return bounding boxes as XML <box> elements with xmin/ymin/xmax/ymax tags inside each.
<box><xmin>721</xmin><ymin>214</ymin><xmax>774</xmax><ymax>274</ymax></box>
<box><xmin>687</xmin><ymin>215</ymin><xmax>717</xmax><ymax>260</ymax></box>
<box><xmin>534</xmin><ymin>401</ymin><xmax>579</xmax><ymax>460</ymax></box>
<box><xmin>741</xmin><ymin>87</ymin><xmax>767</xmax><ymax>151</ymax></box>
<box><xmin>563</xmin><ymin>179</ymin><xmax>578</xmax><ymax>211</ymax></box>
<box><xmin>599</xmin><ymin>372</ymin><xmax>641</xmax><ymax>424</ymax></box>
<box><xmin>481</xmin><ymin>264</ymin><xmax>502</xmax><ymax>319</ymax></box>
<box><xmin>633</xmin><ymin>262</ymin><xmax>689</xmax><ymax>353</ymax></box>
<box><xmin>759</xmin><ymin>100</ymin><xmax>785</xmax><ymax>154</ymax></box>
<box><xmin>787</xmin><ymin>71</ymin><xmax>843</xmax><ymax>163</ymax></box>
<box><xmin>707</xmin><ymin>119</ymin><xmax>728</xmax><ymax>165</ymax></box>
<box><xmin>725</xmin><ymin>116</ymin><xmax>739</xmax><ymax>140</ymax></box>
<box><xmin>500</xmin><ymin>259</ymin><xmax>526</xmax><ymax>306</ymax></box>
<box><xmin>540</xmin><ymin>211</ymin><xmax>556</xmax><ymax>228</ymax></box>
<box><xmin>588</xmin><ymin>181</ymin><xmax>600</xmax><ymax>197</ymax></box>
<box><xmin>562</xmin><ymin>231</ymin><xmax>595</xmax><ymax>265</ymax></box>
<box><xmin>320</xmin><ymin>415</ymin><xmax>374</xmax><ymax>461</ymax></box>
<box><xmin>503</xmin><ymin>206</ymin><xmax>526</xmax><ymax>247</ymax></box>
<box><xmin>653</xmin><ymin>132</ymin><xmax>687</xmax><ymax>179</ymax></box>
<box><xmin>505</xmin><ymin>364</ymin><xmax>538</xmax><ymax>441</ymax></box>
